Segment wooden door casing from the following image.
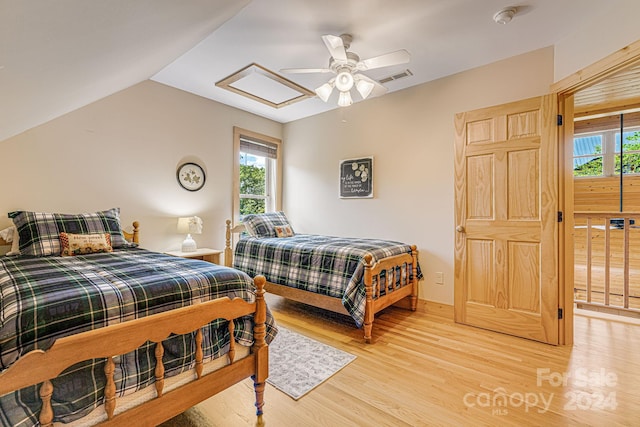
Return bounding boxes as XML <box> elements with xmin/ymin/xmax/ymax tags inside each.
<box><xmin>454</xmin><ymin>95</ymin><xmax>559</xmax><ymax>344</ymax></box>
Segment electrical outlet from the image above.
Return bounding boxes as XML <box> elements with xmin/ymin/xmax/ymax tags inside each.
<box><xmin>435</xmin><ymin>272</ymin><xmax>444</xmax><ymax>285</ymax></box>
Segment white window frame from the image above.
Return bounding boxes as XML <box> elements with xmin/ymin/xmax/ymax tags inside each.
<box><xmin>233</xmin><ymin>127</ymin><xmax>282</xmax><ymax>223</ymax></box>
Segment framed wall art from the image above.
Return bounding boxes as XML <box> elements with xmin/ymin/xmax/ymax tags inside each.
<box><xmin>339</xmin><ymin>157</ymin><xmax>373</xmax><ymax>198</ymax></box>
<box><xmin>177</xmin><ymin>162</ymin><xmax>206</xmax><ymax>191</ymax></box>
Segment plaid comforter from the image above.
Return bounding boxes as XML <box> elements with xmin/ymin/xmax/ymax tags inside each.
<box><xmin>233</xmin><ymin>234</ymin><xmax>421</xmax><ymax>327</ymax></box>
<box><xmin>0</xmin><ymin>248</ymin><xmax>277</xmax><ymax>427</ymax></box>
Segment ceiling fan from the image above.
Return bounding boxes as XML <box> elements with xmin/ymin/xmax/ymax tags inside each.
<box><xmin>280</xmin><ymin>34</ymin><xmax>410</xmax><ymax>107</ymax></box>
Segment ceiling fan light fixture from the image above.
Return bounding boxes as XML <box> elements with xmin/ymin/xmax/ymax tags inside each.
<box><xmin>338</xmin><ymin>90</ymin><xmax>353</xmax><ymax>107</ymax></box>
<box><xmin>335</xmin><ymin>70</ymin><xmax>354</xmax><ymax>92</ymax></box>
<box><xmin>285</xmin><ymin>33</ymin><xmax>409</xmax><ymax>108</ymax></box>
<box><xmin>356</xmin><ymin>78</ymin><xmax>375</xmax><ymax>99</ymax></box>
<box><xmin>315</xmin><ymin>82</ymin><xmax>334</xmax><ymax>102</ymax></box>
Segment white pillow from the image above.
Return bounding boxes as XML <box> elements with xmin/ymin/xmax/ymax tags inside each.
<box><xmin>0</xmin><ymin>226</ymin><xmax>20</xmax><ymax>255</ymax></box>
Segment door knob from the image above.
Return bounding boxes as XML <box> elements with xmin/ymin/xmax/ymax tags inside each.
<box><xmin>456</xmin><ymin>225</ymin><xmax>465</xmax><ymax>233</ymax></box>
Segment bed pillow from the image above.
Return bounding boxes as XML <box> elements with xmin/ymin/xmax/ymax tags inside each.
<box><xmin>60</xmin><ymin>232</ymin><xmax>113</xmax><ymax>256</ymax></box>
<box><xmin>0</xmin><ymin>225</ymin><xmax>20</xmax><ymax>255</ymax></box>
<box><xmin>243</xmin><ymin>211</ymin><xmax>293</xmax><ymax>238</ymax></box>
<box><xmin>9</xmin><ymin>208</ymin><xmax>132</xmax><ymax>257</ymax></box>
<box><xmin>274</xmin><ymin>224</ymin><xmax>294</xmax><ymax>238</ymax></box>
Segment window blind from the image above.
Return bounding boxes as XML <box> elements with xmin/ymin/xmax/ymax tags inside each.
<box><xmin>240</xmin><ymin>137</ymin><xmax>278</xmax><ymax>159</ymax></box>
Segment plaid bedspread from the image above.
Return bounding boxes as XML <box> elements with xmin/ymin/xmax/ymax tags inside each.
<box><xmin>0</xmin><ymin>248</ymin><xmax>277</xmax><ymax>427</ymax></box>
<box><xmin>233</xmin><ymin>234</ymin><xmax>421</xmax><ymax>327</ymax></box>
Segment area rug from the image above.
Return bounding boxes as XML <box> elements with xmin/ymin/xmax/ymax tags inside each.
<box><xmin>267</xmin><ymin>326</ymin><xmax>356</xmax><ymax>400</ymax></box>
<box><xmin>158</xmin><ymin>407</ymin><xmax>212</xmax><ymax>427</ymax></box>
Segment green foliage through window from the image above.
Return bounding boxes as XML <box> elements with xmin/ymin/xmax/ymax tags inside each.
<box><xmin>573</xmin><ymin>144</ymin><xmax>603</xmax><ymax>177</ymax></box>
<box><xmin>239</xmin><ymin>163</ymin><xmax>266</xmax><ymax>216</ymax></box>
<box><xmin>617</xmin><ymin>132</ymin><xmax>640</xmax><ymax>174</ymax></box>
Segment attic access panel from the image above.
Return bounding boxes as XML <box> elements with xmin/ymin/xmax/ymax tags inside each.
<box><xmin>216</xmin><ymin>63</ymin><xmax>314</xmax><ymax>108</ymax></box>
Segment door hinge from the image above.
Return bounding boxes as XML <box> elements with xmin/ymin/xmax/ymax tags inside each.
<box><xmin>558</xmin><ymin>308</ymin><xmax>564</xmax><ymax>319</ymax></box>
<box><xmin>558</xmin><ymin>211</ymin><xmax>563</xmax><ymax>222</ymax></box>
<box><xmin>557</xmin><ymin>114</ymin><xmax>563</xmax><ymax>126</ymax></box>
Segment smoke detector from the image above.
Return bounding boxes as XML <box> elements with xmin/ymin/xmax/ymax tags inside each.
<box><xmin>493</xmin><ymin>7</ymin><xmax>517</xmax><ymax>24</ymax></box>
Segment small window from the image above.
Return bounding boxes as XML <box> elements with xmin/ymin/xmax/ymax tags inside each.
<box><xmin>233</xmin><ymin>127</ymin><xmax>282</xmax><ymax>221</ymax></box>
<box><xmin>573</xmin><ymin>134</ymin><xmax>603</xmax><ymax>177</ymax></box>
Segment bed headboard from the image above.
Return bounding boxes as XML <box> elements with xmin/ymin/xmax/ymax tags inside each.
<box><xmin>122</xmin><ymin>221</ymin><xmax>140</xmax><ymax>244</ymax></box>
<box><xmin>225</xmin><ymin>220</ymin><xmax>245</xmax><ymax>267</ymax></box>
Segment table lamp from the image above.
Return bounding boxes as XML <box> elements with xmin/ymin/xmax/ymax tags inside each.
<box><xmin>177</xmin><ymin>216</ymin><xmax>203</xmax><ymax>252</ymax></box>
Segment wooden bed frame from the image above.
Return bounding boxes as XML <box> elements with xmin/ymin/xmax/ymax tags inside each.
<box><xmin>225</xmin><ymin>220</ymin><xmax>419</xmax><ymax>343</ymax></box>
<box><xmin>0</xmin><ymin>221</ymin><xmax>269</xmax><ymax>426</ymax></box>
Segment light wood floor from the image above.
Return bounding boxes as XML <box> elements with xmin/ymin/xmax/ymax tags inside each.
<box><xmin>191</xmin><ymin>295</ymin><xmax>640</xmax><ymax>426</ymax></box>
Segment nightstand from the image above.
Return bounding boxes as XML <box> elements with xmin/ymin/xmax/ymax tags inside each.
<box><xmin>165</xmin><ymin>248</ymin><xmax>222</xmax><ymax>264</ymax></box>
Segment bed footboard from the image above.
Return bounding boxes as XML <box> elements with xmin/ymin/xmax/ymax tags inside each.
<box><xmin>362</xmin><ymin>245</ymin><xmax>419</xmax><ymax>343</ymax></box>
<box><xmin>0</xmin><ymin>276</ymin><xmax>269</xmax><ymax>426</ymax></box>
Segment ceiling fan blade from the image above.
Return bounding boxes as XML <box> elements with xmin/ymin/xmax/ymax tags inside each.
<box><xmin>280</xmin><ymin>68</ymin><xmax>333</xmax><ymax>74</ymax></box>
<box><xmin>322</xmin><ymin>35</ymin><xmax>347</xmax><ymax>62</ymax></box>
<box><xmin>357</xmin><ymin>49</ymin><xmax>410</xmax><ymax>71</ymax></box>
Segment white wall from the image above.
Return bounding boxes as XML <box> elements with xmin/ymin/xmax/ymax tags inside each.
<box><xmin>283</xmin><ymin>47</ymin><xmax>555</xmax><ymax>304</ymax></box>
<box><xmin>554</xmin><ymin>0</ymin><xmax>640</xmax><ymax>82</ymax></box>
<box><xmin>0</xmin><ymin>80</ymin><xmax>282</xmax><ymax>252</ymax></box>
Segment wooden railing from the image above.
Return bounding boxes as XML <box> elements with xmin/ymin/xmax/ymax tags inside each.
<box><xmin>574</xmin><ymin>211</ymin><xmax>640</xmax><ymax>317</ymax></box>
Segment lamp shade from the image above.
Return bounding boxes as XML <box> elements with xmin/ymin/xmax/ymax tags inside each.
<box><xmin>356</xmin><ymin>78</ymin><xmax>375</xmax><ymax>100</ymax></box>
<box><xmin>177</xmin><ymin>216</ymin><xmax>203</xmax><ymax>234</ymax></box>
<box><xmin>315</xmin><ymin>82</ymin><xmax>334</xmax><ymax>102</ymax></box>
<box><xmin>337</xmin><ymin>90</ymin><xmax>353</xmax><ymax>107</ymax></box>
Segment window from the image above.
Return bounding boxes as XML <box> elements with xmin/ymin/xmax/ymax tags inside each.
<box><xmin>614</xmin><ymin>131</ymin><xmax>640</xmax><ymax>174</ymax></box>
<box><xmin>233</xmin><ymin>127</ymin><xmax>282</xmax><ymax>220</ymax></box>
<box><xmin>573</xmin><ymin>127</ymin><xmax>640</xmax><ymax>177</ymax></box>
<box><xmin>573</xmin><ymin>134</ymin><xmax>603</xmax><ymax>176</ymax></box>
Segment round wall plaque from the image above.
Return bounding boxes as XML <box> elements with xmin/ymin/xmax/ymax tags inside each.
<box><xmin>177</xmin><ymin>162</ymin><xmax>206</xmax><ymax>191</ymax></box>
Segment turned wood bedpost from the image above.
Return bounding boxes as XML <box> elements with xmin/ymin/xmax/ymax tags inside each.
<box><xmin>39</xmin><ymin>380</ymin><xmax>54</xmax><ymax>427</ymax></box>
<box><xmin>363</xmin><ymin>253</ymin><xmax>374</xmax><ymax>344</ymax></box>
<box><xmin>104</xmin><ymin>356</ymin><xmax>116</xmax><ymax>419</ymax></box>
<box><xmin>154</xmin><ymin>342</ymin><xmax>165</xmax><ymax>397</ymax></box>
<box><xmin>122</xmin><ymin>221</ymin><xmax>140</xmax><ymax>244</ymax></box>
<box><xmin>225</xmin><ymin>220</ymin><xmax>233</xmax><ymax>267</ymax></box>
<box><xmin>410</xmin><ymin>245</ymin><xmax>419</xmax><ymax>311</ymax></box>
<box><xmin>195</xmin><ymin>329</ymin><xmax>204</xmax><ymax>379</ymax></box>
<box><xmin>227</xmin><ymin>321</ymin><xmax>236</xmax><ymax>364</ymax></box>
<box><xmin>252</xmin><ymin>275</ymin><xmax>268</xmax><ymax>416</ymax></box>
<box><xmin>131</xmin><ymin>221</ymin><xmax>140</xmax><ymax>245</ymax></box>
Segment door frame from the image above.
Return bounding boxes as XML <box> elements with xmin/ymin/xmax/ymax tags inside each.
<box><xmin>552</xmin><ymin>39</ymin><xmax>640</xmax><ymax>345</ymax></box>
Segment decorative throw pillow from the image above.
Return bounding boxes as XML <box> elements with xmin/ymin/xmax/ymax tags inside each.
<box><xmin>243</xmin><ymin>211</ymin><xmax>293</xmax><ymax>238</ymax></box>
<box><xmin>0</xmin><ymin>225</ymin><xmax>20</xmax><ymax>255</ymax></box>
<box><xmin>60</xmin><ymin>232</ymin><xmax>113</xmax><ymax>256</ymax></box>
<box><xmin>274</xmin><ymin>224</ymin><xmax>294</xmax><ymax>238</ymax></box>
<box><xmin>9</xmin><ymin>207</ymin><xmax>132</xmax><ymax>257</ymax></box>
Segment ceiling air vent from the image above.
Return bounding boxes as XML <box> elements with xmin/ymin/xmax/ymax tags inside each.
<box><xmin>378</xmin><ymin>69</ymin><xmax>413</xmax><ymax>84</ymax></box>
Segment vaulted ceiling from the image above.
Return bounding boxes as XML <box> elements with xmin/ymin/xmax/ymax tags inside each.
<box><xmin>1</xmin><ymin>0</ymin><xmax>618</xmax><ymax>142</ymax></box>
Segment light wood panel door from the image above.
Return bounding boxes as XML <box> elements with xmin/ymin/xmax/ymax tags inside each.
<box><xmin>454</xmin><ymin>95</ymin><xmax>559</xmax><ymax>344</ymax></box>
